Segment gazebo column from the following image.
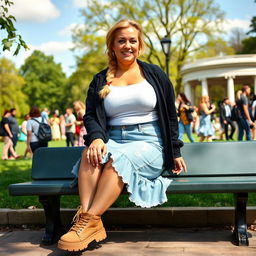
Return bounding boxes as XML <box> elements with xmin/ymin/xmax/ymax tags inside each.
<box><xmin>184</xmin><ymin>82</ymin><xmax>192</xmax><ymax>101</ymax></box>
<box><xmin>201</xmin><ymin>78</ymin><xmax>208</xmax><ymax>96</ymax></box>
<box><xmin>254</xmin><ymin>75</ymin><xmax>256</xmax><ymax>95</ymax></box>
<box><xmin>226</xmin><ymin>76</ymin><xmax>235</xmax><ymax>103</ymax></box>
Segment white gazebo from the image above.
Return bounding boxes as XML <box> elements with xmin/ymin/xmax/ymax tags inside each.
<box><xmin>181</xmin><ymin>54</ymin><xmax>256</xmax><ymax>104</ymax></box>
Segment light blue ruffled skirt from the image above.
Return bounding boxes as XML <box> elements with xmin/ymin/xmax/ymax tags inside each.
<box><xmin>198</xmin><ymin>113</ymin><xmax>215</xmax><ymax>136</ymax></box>
<box><xmin>71</xmin><ymin>121</ymin><xmax>172</xmax><ymax>208</ymax></box>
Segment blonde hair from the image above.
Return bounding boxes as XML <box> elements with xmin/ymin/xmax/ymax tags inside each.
<box><xmin>73</xmin><ymin>100</ymin><xmax>85</xmax><ymax>117</ymax></box>
<box><xmin>99</xmin><ymin>19</ymin><xmax>145</xmax><ymax>99</ymax></box>
<box><xmin>199</xmin><ymin>95</ymin><xmax>209</xmax><ymax>104</ymax></box>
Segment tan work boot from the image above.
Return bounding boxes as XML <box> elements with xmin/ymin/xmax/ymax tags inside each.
<box><xmin>58</xmin><ymin>206</ymin><xmax>107</xmax><ymax>251</ymax></box>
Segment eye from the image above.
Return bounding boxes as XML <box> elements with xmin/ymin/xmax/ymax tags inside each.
<box><xmin>130</xmin><ymin>39</ymin><xmax>137</xmax><ymax>44</ymax></box>
<box><xmin>118</xmin><ymin>39</ymin><xmax>126</xmax><ymax>44</ymax></box>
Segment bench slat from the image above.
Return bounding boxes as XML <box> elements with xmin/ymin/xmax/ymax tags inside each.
<box><xmin>9</xmin><ymin>176</ymin><xmax>256</xmax><ymax>196</ymax></box>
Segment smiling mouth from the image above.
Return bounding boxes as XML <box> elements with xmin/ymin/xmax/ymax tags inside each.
<box><xmin>122</xmin><ymin>51</ymin><xmax>133</xmax><ymax>56</ymax></box>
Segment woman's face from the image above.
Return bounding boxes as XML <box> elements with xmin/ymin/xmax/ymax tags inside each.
<box><xmin>112</xmin><ymin>26</ymin><xmax>140</xmax><ymax>65</ymax></box>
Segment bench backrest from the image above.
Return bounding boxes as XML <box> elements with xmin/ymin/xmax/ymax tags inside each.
<box><xmin>32</xmin><ymin>146</ymin><xmax>84</xmax><ymax>179</ymax></box>
<box><xmin>31</xmin><ymin>141</ymin><xmax>256</xmax><ymax>180</ymax></box>
<box><xmin>179</xmin><ymin>141</ymin><xmax>256</xmax><ymax>177</ymax></box>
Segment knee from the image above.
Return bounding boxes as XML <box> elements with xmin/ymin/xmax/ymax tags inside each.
<box><xmin>79</xmin><ymin>148</ymin><xmax>102</xmax><ymax>172</ymax></box>
<box><xmin>80</xmin><ymin>148</ymin><xmax>90</xmax><ymax>165</ymax></box>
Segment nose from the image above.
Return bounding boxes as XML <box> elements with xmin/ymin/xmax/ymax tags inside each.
<box><xmin>124</xmin><ymin>40</ymin><xmax>131</xmax><ymax>48</ymax></box>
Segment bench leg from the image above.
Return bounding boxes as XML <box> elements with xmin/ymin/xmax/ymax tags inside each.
<box><xmin>39</xmin><ymin>195</ymin><xmax>64</xmax><ymax>245</ymax></box>
<box><xmin>233</xmin><ymin>193</ymin><xmax>249</xmax><ymax>246</ymax></box>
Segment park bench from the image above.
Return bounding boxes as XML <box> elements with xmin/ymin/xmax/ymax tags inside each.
<box><xmin>8</xmin><ymin>141</ymin><xmax>256</xmax><ymax>246</ymax></box>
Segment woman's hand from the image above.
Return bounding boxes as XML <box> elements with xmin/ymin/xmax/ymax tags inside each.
<box><xmin>172</xmin><ymin>157</ymin><xmax>187</xmax><ymax>175</ymax></box>
<box><xmin>86</xmin><ymin>139</ymin><xmax>107</xmax><ymax>167</ymax></box>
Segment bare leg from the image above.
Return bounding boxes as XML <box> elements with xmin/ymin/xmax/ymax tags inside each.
<box><xmin>78</xmin><ymin>148</ymin><xmax>103</xmax><ymax>212</ymax></box>
<box><xmin>207</xmin><ymin>136</ymin><xmax>213</xmax><ymax>142</ymax></box>
<box><xmin>199</xmin><ymin>136</ymin><xmax>205</xmax><ymax>142</ymax></box>
<box><xmin>88</xmin><ymin>159</ymin><xmax>124</xmax><ymax>216</ymax></box>
<box><xmin>2</xmin><ymin>137</ymin><xmax>17</xmax><ymax>159</ymax></box>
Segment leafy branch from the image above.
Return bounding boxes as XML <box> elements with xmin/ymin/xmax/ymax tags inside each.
<box><xmin>0</xmin><ymin>0</ymin><xmax>29</xmax><ymax>55</ymax></box>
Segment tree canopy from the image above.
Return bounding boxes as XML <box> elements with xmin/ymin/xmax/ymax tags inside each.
<box><xmin>20</xmin><ymin>50</ymin><xmax>68</xmax><ymax>113</ymax></box>
<box><xmin>235</xmin><ymin>3</ymin><xmax>256</xmax><ymax>54</ymax></box>
<box><xmin>73</xmin><ymin>0</ymin><xmax>224</xmax><ymax>93</ymax></box>
<box><xmin>0</xmin><ymin>57</ymin><xmax>28</xmax><ymax>116</ymax></box>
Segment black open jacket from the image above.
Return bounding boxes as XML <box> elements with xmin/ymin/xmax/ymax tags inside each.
<box><xmin>83</xmin><ymin>59</ymin><xmax>183</xmax><ymax>170</ymax></box>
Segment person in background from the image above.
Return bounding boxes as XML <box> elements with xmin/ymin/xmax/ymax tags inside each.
<box><xmin>73</xmin><ymin>100</ymin><xmax>87</xmax><ymax>146</ymax></box>
<box><xmin>41</xmin><ymin>108</ymin><xmax>50</xmax><ymax>122</ymax></box>
<box><xmin>236</xmin><ymin>85</ymin><xmax>255</xmax><ymax>141</ymax></box>
<box><xmin>26</xmin><ymin>106</ymin><xmax>48</xmax><ymax>153</ymax></box>
<box><xmin>65</xmin><ymin>108</ymin><xmax>76</xmax><ymax>147</ymax></box>
<box><xmin>20</xmin><ymin>114</ymin><xmax>32</xmax><ymax>158</ymax></box>
<box><xmin>219</xmin><ymin>97</ymin><xmax>236</xmax><ymax>140</ymax></box>
<box><xmin>1</xmin><ymin>110</ymin><xmax>19</xmax><ymax>160</ymax></box>
<box><xmin>250</xmin><ymin>94</ymin><xmax>256</xmax><ymax>140</ymax></box>
<box><xmin>177</xmin><ymin>93</ymin><xmax>195</xmax><ymax>142</ymax></box>
<box><xmin>59</xmin><ymin>114</ymin><xmax>66</xmax><ymax>140</ymax></box>
<box><xmin>8</xmin><ymin>108</ymin><xmax>19</xmax><ymax>154</ymax></box>
<box><xmin>198</xmin><ymin>95</ymin><xmax>216</xmax><ymax>142</ymax></box>
<box><xmin>50</xmin><ymin>110</ymin><xmax>61</xmax><ymax>141</ymax></box>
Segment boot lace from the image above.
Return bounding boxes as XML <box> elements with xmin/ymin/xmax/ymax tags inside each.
<box><xmin>70</xmin><ymin>206</ymin><xmax>91</xmax><ymax>234</ymax></box>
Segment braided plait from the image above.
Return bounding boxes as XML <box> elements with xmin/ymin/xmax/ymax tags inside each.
<box><xmin>98</xmin><ymin>52</ymin><xmax>117</xmax><ymax>98</ymax></box>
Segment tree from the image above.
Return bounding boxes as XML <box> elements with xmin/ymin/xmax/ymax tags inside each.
<box><xmin>0</xmin><ymin>57</ymin><xmax>29</xmax><ymax>116</ymax></box>
<box><xmin>73</xmin><ymin>0</ymin><xmax>224</xmax><ymax>93</ymax></box>
<box><xmin>194</xmin><ymin>37</ymin><xmax>235</xmax><ymax>59</ymax></box>
<box><xmin>20</xmin><ymin>50</ymin><xmax>68</xmax><ymax>113</ymax></box>
<box><xmin>0</xmin><ymin>0</ymin><xmax>28</xmax><ymax>55</ymax></box>
<box><xmin>239</xmin><ymin>6</ymin><xmax>256</xmax><ymax>54</ymax></box>
<box><xmin>247</xmin><ymin>16</ymin><xmax>256</xmax><ymax>35</ymax></box>
<box><xmin>228</xmin><ymin>28</ymin><xmax>247</xmax><ymax>53</ymax></box>
<box><xmin>67</xmin><ymin>35</ymin><xmax>107</xmax><ymax>103</ymax></box>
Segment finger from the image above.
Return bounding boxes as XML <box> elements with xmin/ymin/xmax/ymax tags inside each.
<box><xmin>103</xmin><ymin>145</ymin><xmax>107</xmax><ymax>157</ymax></box>
<box><xmin>172</xmin><ymin>169</ymin><xmax>182</xmax><ymax>175</ymax></box>
<box><xmin>182</xmin><ymin>160</ymin><xmax>187</xmax><ymax>172</ymax></box>
<box><xmin>92</xmin><ymin>148</ymin><xmax>98</xmax><ymax>167</ymax></box>
<box><xmin>86</xmin><ymin>149</ymin><xmax>91</xmax><ymax>164</ymax></box>
<box><xmin>175</xmin><ymin>159</ymin><xmax>183</xmax><ymax>171</ymax></box>
<box><xmin>97</xmin><ymin>147</ymin><xmax>102</xmax><ymax>163</ymax></box>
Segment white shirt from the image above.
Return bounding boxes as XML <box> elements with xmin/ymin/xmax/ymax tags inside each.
<box><xmin>224</xmin><ymin>104</ymin><xmax>231</xmax><ymax>117</ymax></box>
<box><xmin>65</xmin><ymin>114</ymin><xmax>76</xmax><ymax>133</ymax></box>
<box><xmin>104</xmin><ymin>79</ymin><xmax>158</xmax><ymax>126</ymax></box>
<box><xmin>26</xmin><ymin>117</ymin><xmax>47</xmax><ymax>142</ymax></box>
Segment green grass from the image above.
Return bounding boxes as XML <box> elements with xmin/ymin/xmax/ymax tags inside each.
<box><xmin>0</xmin><ymin>138</ymin><xmax>255</xmax><ymax>209</ymax></box>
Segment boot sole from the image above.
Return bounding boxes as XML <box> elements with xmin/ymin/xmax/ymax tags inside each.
<box><xmin>57</xmin><ymin>228</ymin><xmax>107</xmax><ymax>251</ymax></box>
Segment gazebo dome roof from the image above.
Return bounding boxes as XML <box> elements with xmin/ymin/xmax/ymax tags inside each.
<box><xmin>181</xmin><ymin>55</ymin><xmax>256</xmax><ymax>75</ymax></box>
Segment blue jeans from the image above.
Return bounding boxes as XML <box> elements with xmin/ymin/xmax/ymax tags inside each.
<box><xmin>237</xmin><ymin>118</ymin><xmax>252</xmax><ymax>141</ymax></box>
<box><xmin>178</xmin><ymin>121</ymin><xmax>195</xmax><ymax>142</ymax></box>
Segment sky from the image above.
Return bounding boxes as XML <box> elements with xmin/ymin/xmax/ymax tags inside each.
<box><xmin>1</xmin><ymin>0</ymin><xmax>256</xmax><ymax>77</ymax></box>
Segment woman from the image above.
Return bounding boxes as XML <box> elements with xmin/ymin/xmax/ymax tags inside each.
<box><xmin>251</xmin><ymin>95</ymin><xmax>256</xmax><ymax>140</ymax></box>
<box><xmin>73</xmin><ymin>100</ymin><xmax>87</xmax><ymax>146</ymax></box>
<box><xmin>50</xmin><ymin>110</ymin><xmax>61</xmax><ymax>141</ymax></box>
<box><xmin>177</xmin><ymin>93</ymin><xmax>195</xmax><ymax>142</ymax></box>
<box><xmin>20</xmin><ymin>114</ymin><xmax>32</xmax><ymax>158</ymax></box>
<box><xmin>26</xmin><ymin>106</ymin><xmax>48</xmax><ymax>153</ymax></box>
<box><xmin>198</xmin><ymin>96</ymin><xmax>216</xmax><ymax>142</ymax></box>
<box><xmin>1</xmin><ymin>110</ymin><xmax>18</xmax><ymax>160</ymax></box>
<box><xmin>58</xmin><ymin>19</ymin><xmax>186</xmax><ymax>252</ymax></box>
<box><xmin>59</xmin><ymin>114</ymin><xmax>66</xmax><ymax>140</ymax></box>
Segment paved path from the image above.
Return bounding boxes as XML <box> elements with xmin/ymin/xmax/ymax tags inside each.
<box><xmin>0</xmin><ymin>228</ymin><xmax>256</xmax><ymax>256</ymax></box>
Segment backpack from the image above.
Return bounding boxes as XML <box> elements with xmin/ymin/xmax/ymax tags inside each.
<box><xmin>231</xmin><ymin>105</ymin><xmax>241</xmax><ymax>121</ymax></box>
<box><xmin>32</xmin><ymin>118</ymin><xmax>52</xmax><ymax>142</ymax></box>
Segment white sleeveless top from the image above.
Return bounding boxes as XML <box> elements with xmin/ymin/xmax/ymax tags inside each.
<box><xmin>104</xmin><ymin>79</ymin><xmax>158</xmax><ymax>126</ymax></box>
